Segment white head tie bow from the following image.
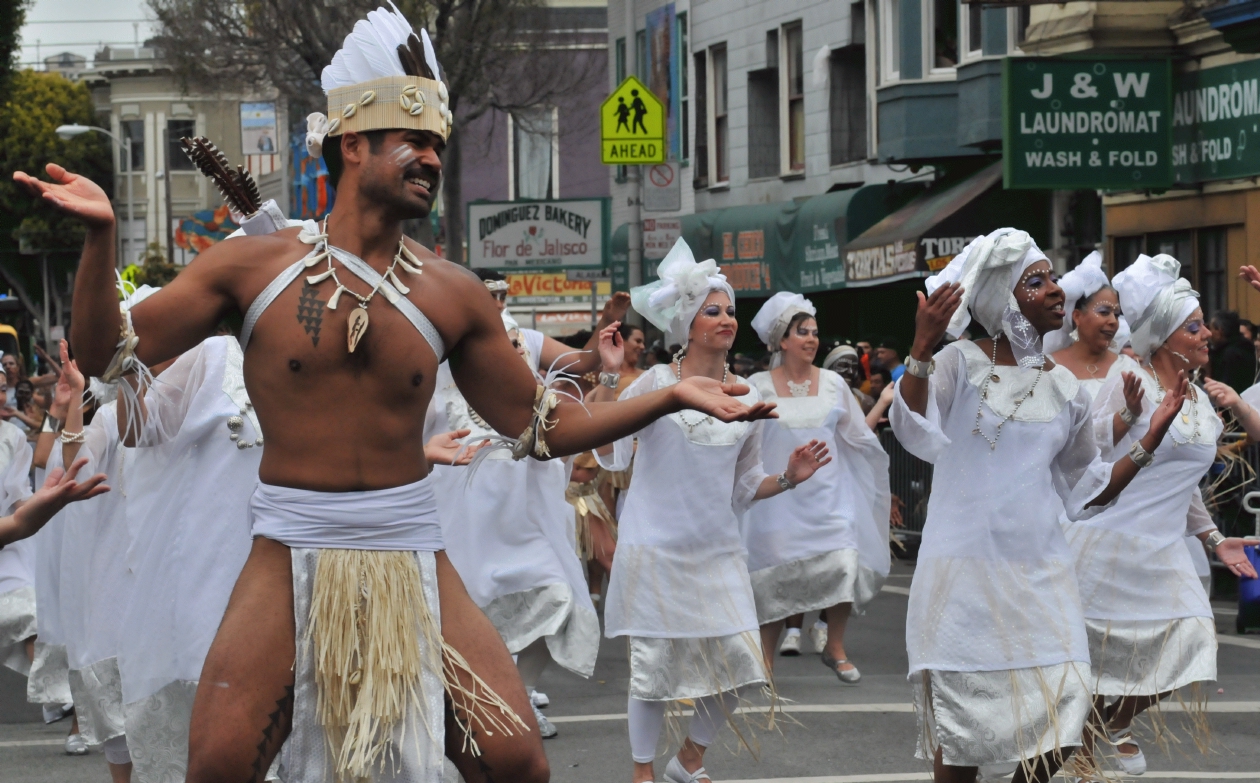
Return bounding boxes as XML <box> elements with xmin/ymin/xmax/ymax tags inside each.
<box><xmin>630</xmin><ymin>238</ymin><xmax>734</xmax><ymax>348</ymax></box>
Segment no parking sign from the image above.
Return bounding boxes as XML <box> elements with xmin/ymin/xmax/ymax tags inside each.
<box><xmin>643</xmin><ymin>161</ymin><xmax>681</xmax><ymax>212</ymax></box>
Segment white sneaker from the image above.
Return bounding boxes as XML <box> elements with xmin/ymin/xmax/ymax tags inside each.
<box><xmin>532</xmin><ymin>703</ymin><xmax>557</xmax><ymax>739</ymax></box>
<box><xmin>663</xmin><ymin>754</ymin><xmax>712</xmax><ymax>782</ymax></box>
<box><xmin>808</xmin><ymin>624</ymin><xmax>828</xmax><ymax>654</ymax></box>
<box><xmin>778</xmin><ymin>630</ymin><xmax>802</xmax><ymax>656</ymax></box>
<box><xmin>1104</xmin><ymin>729</ymin><xmax>1146</xmax><ymax>775</ymax></box>
<box><xmin>64</xmin><ymin>733</ymin><xmax>88</xmax><ymax>755</ymax></box>
<box><xmin>530</xmin><ymin>690</ymin><xmax>549</xmax><ymax>709</ymax></box>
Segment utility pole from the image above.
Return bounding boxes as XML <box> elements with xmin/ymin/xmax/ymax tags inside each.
<box><xmin>625</xmin><ymin>0</ymin><xmax>643</xmax><ymax>324</ymax></box>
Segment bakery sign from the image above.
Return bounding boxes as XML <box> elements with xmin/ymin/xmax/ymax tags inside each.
<box><xmin>467</xmin><ymin>197</ymin><xmax>610</xmax><ymax>270</ymax></box>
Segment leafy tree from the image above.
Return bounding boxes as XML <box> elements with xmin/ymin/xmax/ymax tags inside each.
<box><xmin>0</xmin><ymin>0</ymin><xmax>30</xmax><ymax>93</ymax></box>
<box><xmin>124</xmin><ymin>242</ymin><xmax>181</xmax><ymax>288</ymax></box>
<box><xmin>0</xmin><ymin>70</ymin><xmax>113</xmax><ymax>320</ymax></box>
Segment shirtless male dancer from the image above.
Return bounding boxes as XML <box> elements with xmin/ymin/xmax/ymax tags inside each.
<box><xmin>15</xmin><ymin>7</ymin><xmax>773</xmax><ymax>782</ymax></box>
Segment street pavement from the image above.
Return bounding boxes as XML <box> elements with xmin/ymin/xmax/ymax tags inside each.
<box><xmin>3</xmin><ymin>558</ymin><xmax>1259</xmax><ymax>782</ymax></box>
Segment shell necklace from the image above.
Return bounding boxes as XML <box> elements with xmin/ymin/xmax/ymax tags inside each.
<box><xmin>1146</xmin><ymin>361</ymin><xmax>1198</xmax><ymax>447</ymax></box>
<box><xmin>674</xmin><ymin>355</ymin><xmax>728</xmax><ymax>432</ymax></box>
<box><xmin>303</xmin><ymin>216</ymin><xmax>425</xmax><ymax>352</ymax></box>
<box><xmin>974</xmin><ymin>335</ymin><xmax>1043</xmax><ymax>451</ymax></box>
<box><xmin>786</xmin><ymin>376</ymin><xmax>812</xmax><ymax>397</ymax></box>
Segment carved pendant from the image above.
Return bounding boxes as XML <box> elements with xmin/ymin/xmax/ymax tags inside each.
<box><xmin>348</xmin><ymin>306</ymin><xmax>369</xmax><ymax>352</ymax></box>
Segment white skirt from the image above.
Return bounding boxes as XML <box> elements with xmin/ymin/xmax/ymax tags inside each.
<box><xmin>749</xmin><ymin>548</ymin><xmax>883</xmax><ymax>624</ymax></box>
<box><xmin>1084</xmin><ymin>616</ymin><xmax>1216</xmax><ymax>696</ymax></box>
<box><xmin>482</xmin><ymin>582</ymin><xmax>600</xmax><ymax>678</ymax></box>
<box><xmin>27</xmin><ymin>641</ymin><xmax>71</xmax><ymax>704</ymax></box>
<box><xmin>629</xmin><ymin>631</ymin><xmax>766</xmax><ymax>701</ymax></box>
<box><xmin>912</xmin><ymin>661</ymin><xmax>1093</xmax><ymax>767</ymax></box>
<box><xmin>124</xmin><ymin>679</ymin><xmax>198</xmax><ymax>783</ymax></box>
<box><xmin>69</xmin><ymin>656</ymin><xmax>127</xmax><ymax>745</ymax></box>
<box><xmin>0</xmin><ymin>585</ymin><xmax>36</xmax><ymax>675</ymax></box>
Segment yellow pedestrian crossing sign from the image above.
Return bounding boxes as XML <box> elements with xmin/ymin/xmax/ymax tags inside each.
<box><xmin>601</xmin><ymin>76</ymin><xmax>666</xmax><ymax>165</ymax></box>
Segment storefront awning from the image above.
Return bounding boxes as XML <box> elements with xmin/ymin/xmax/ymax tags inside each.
<box><xmin>842</xmin><ymin>162</ymin><xmax>1003</xmax><ymax>288</ymax></box>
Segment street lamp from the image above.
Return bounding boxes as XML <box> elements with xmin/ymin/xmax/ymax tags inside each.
<box><xmin>56</xmin><ymin>124</ymin><xmax>134</xmax><ymax>270</ymax></box>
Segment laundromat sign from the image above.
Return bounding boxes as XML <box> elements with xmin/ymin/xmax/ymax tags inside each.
<box><xmin>1004</xmin><ymin>58</ymin><xmax>1173</xmax><ymax>190</ymax></box>
<box><xmin>1172</xmin><ymin>58</ymin><xmax>1260</xmax><ymax>184</ymax></box>
<box><xmin>467</xmin><ymin>198</ymin><xmax>610</xmax><ymax>270</ymax></box>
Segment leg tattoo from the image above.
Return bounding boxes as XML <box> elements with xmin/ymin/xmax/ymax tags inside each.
<box><xmin>247</xmin><ymin>685</ymin><xmax>294</xmax><ymax>783</ymax></box>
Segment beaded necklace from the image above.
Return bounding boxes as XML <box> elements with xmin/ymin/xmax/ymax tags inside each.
<box><xmin>973</xmin><ymin>335</ymin><xmax>1044</xmax><ymax>450</ymax></box>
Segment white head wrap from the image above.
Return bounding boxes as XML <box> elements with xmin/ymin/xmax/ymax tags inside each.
<box><xmin>822</xmin><ymin>343</ymin><xmax>859</xmax><ymax>373</ymax></box>
<box><xmin>750</xmin><ymin>292</ymin><xmax>817</xmax><ymax>368</ymax></box>
<box><xmin>501</xmin><ymin>310</ymin><xmax>519</xmax><ymax>333</ymax></box>
<box><xmin>925</xmin><ymin>228</ymin><xmax>1051</xmax><ymax>368</ymax></box>
<box><xmin>1112</xmin><ymin>254</ymin><xmax>1200</xmax><ymax>360</ymax></box>
<box><xmin>1043</xmin><ymin>250</ymin><xmax>1112</xmax><ymax>354</ymax></box>
<box><xmin>630</xmin><ymin>238</ymin><xmax>735</xmax><ymax>349</ymax></box>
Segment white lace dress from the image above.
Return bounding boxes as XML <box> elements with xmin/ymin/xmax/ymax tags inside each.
<box><xmin>596</xmin><ymin>364</ymin><xmax>769</xmax><ymax>700</ymax></box>
<box><xmin>889</xmin><ymin>340</ymin><xmax>1113</xmax><ymax>767</ymax></box>
<box><xmin>742</xmin><ymin>370</ymin><xmax>891</xmax><ymax>622</ymax></box>
<box><xmin>0</xmin><ymin>422</ymin><xmax>35</xmax><ymax>677</ymax></box>
<box><xmin>1067</xmin><ymin>364</ymin><xmax>1220</xmax><ymax>698</ymax></box>
<box><xmin>426</xmin><ymin>361</ymin><xmax>599</xmax><ymax>678</ymax></box>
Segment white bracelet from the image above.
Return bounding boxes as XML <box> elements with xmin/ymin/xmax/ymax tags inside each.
<box><xmin>59</xmin><ymin>430</ymin><xmax>86</xmax><ymax>444</ymax></box>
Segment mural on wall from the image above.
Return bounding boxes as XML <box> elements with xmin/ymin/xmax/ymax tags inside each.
<box><xmin>174</xmin><ymin>204</ymin><xmax>240</xmax><ymax>254</ymax></box>
<box><xmin>290</xmin><ymin>131</ymin><xmax>336</xmax><ymax>219</ymax></box>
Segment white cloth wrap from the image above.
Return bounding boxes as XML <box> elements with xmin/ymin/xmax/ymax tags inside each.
<box><xmin>1043</xmin><ymin>250</ymin><xmax>1111</xmax><ymax>354</ymax></box>
<box><xmin>742</xmin><ymin>370</ymin><xmax>890</xmax><ymax>620</ymax></box>
<box><xmin>631</xmin><ymin>238</ymin><xmax>735</xmax><ymax>348</ymax></box>
<box><xmin>890</xmin><ymin>341</ymin><xmax>1112</xmax><ymax>675</ymax></box>
<box><xmin>750</xmin><ymin>292</ymin><xmax>816</xmax><ymax>367</ymax></box>
<box><xmin>1083</xmin><ymin>616</ymin><xmax>1216</xmax><ymax>696</ymax></box>
<box><xmin>1112</xmin><ymin>253</ymin><xmax>1199</xmax><ymax>359</ymax></box>
<box><xmin>426</xmin><ymin>362</ymin><xmax>599</xmax><ymax>678</ymax></box>
<box><xmin>925</xmin><ymin>229</ymin><xmax>1047</xmax><ymax>341</ymax></box>
<box><xmin>250</xmin><ymin>477</ymin><xmax>444</xmax><ymax>551</ymax></box>
<box><xmin>0</xmin><ymin>419</ymin><xmax>36</xmax><ymax>674</ymax></box>
<box><xmin>0</xmin><ymin>585</ymin><xmax>36</xmax><ymax>676</ymax></box>
<box><xmin>597</xmin><ymin>364</ymin><xmax>766</xmax><ymax>640</ymax></box>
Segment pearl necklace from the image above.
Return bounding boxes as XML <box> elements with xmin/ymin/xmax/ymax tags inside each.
<box><xmin>674</xmin><ymin>353</ymin><xmax>728</xmax><ymax>432</ymax></box>
<box><xmin>973</xmin><ymin>336</ymin><xmax>1043</xmax><ymax>451</ymax></box>
<box><xmin>786</xmin><ymin>378</ymin><xmax>812</xmax><ymax>397</ymax></box>
<box><xmin>1146</xmin><ymin>361</ymin><xmax>1198</xmax><ymax>447</ymax></box>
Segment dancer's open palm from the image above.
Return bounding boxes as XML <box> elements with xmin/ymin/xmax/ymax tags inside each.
<box><xmin>13</xmin><ymin>164</ymin><xmax>114</xmax><ymax>229</ymax></box>
<box><xmin>597</xmin><ymin>322</ymin><xmax>623</xmax><ymax>371</ymax></box>
<box><xmin>674</xmin><ymin>376</ymin><xmax>777</xmax><ymax>422</ymax></box>
<box><xmin>785</xmin><ymin>439</ymin><xmax>831</xmax><ymax>485</ymax></box>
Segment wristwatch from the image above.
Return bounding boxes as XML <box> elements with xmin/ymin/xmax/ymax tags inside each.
<box><xmin>904</xmin><ymin>356</ymin><xmax>935</xmax><ymax>379</ymax></box>
<box><xmin>598</xmin><ymin>371</ymin><xmax>621</xmax><ymax>389</ymax></box>
<box><xmin>1205</xmin><ymin>530</ymin><xmax>1226</xmax><ymax>555</ymax></box>
<box><xmin>776</xmin><ymin>471</ymin><xmax>797</xmax><ymax>491</ymax></box>
<box><xmin>1128</xmin><ymin>440</ymin><xmax>1154</xmax><ymax>468</ymax></box>
<box><xmin>1119</xmin><ymin>407</ymin><xmax>1138</xmax><ymax>426</ymax></box>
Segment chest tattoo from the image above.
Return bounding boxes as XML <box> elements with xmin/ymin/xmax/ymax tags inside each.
<box><xmin>296</xmin><ymin>283</ymin><xmax>326</xmax><ymax>347</ymax></box>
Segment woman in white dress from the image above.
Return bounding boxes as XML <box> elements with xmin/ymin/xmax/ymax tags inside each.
<box><xmin>890</xmin><ymin>228</ymin><xmax>1187</xmax><ymax>783</ymax></box>
<box><xmin>589</xmin><ymin>239</ymin><xmax>829</xmax><ymax>783</ymax></box>
<box><xmin>429</xmin><ymin>311</ymin><xmax>600</xmax><ymax>740</ymax></box>
<box><xmin>743</xmin><ymin>292</ymin><xmax>891</xmax><ymax>683</ymax></box>
<box><xmin>1069</xmin><ymin>253</ymin><xmax>1258</xmax><ymax>775</ymax></box>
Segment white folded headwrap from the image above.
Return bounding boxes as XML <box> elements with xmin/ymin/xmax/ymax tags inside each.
<box><xmin>1043</xmin><ymin>250</ymin><xmax>1113</xmax><ymax>354</ymax></box>
<box><xmin>822</xmin><ymin>343</ymin><xmax>858</xmax><ymax>373</ymax></box>
<box><xmin>631</xmin><ymin>238</ymin><xmax>735</xmax><ymax>348</ymax></box>
<box><xmin>924</xmin><ymin>228</ymin><xmax>1050</xmax><ymax>368</ymax></box>
<box><xmin>1112</xmin><ymin>254</ymin><xmax>1200</xmax><ymax>360</ymax></box>
<box><xmin>750</xmin><ymin>292</ymin><xmax>817</xmax><ymax>368</ymax></box>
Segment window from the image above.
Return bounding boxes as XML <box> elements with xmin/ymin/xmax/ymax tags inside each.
<box><xmin>830</xmin><ymin>46</ymin><xmax>867</xmax><ymax>164</ymax></box>
<box><xmin>932</xmin><ymin>0</ymin><xmax>958</xmax><ymax>70</ymax></box>
<box><xmin>748</xmin><ymin>68</ymin><xmax>779</xmax><ymax>178</ymax></box>
<box><xmin>881</xmin><ymin>0</ymin><xmax>900</xmax><ymax>82</ymax></box>
<box><xmin>1198</xmin><ymin>228</ymin><xmax>1227</xmax><ymax>320</ymax></box>
<box><xmin>615</xmin><ymin>37</ymin><xmax>626</xmax><ymax>82</ymax></box>
<box><xmin>511</xmin><ymin>108</ymin><xmax>556</xmax><ymax>200</ymax></box>
<box><xmin>167</xmin><ymin>119</ymin><xmax>196</xmax><ymax>170</ymax></box>
<box><xmin>1012</xmin><ymin>5</ymin><xmax>1031</xmax><ymax>48</ymax></box>
<box><xmin>710</xmin><ymin>45</ymin><xmax>728</xmax><ymax>184</ymax></box>
<box><xmin>121</xmin><ymin>119</ymin><xmax>144</xmax><ymax>170</ymax></box>
<box><xmin>636</xmin><ymin>30</ymin><xmax>647</xmax><ymax>81</ymax></box>
<box><xmin>781</xmin><ymin>23</ymin><xmax>805</xmax><ymax>173</ymax></box>
<box><xmin>678</xmin><ymin>13</ymin><xmax>689</xmax><ymax>161</ymax></box>
<box><xmin>964</xmin><ymin>1</ymin><xmax>982</xmax><ymax>58</ymax></box>
<box><xmin>693</xmin><ymin>52</ymin><xmax>708</xmax><ymax>188</ymax></box>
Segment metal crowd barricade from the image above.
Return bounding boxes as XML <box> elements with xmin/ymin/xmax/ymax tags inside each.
<box><xmin>879</xmin><ymin>428</ymin><xmax>932</xmax><ymax>537</ymax></box>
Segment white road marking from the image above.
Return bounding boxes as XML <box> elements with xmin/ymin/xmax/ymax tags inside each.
<box><xmin>1213</xmin><ymin>606</ymin><xmax>1238</xmax><ymax>616</ymax></box>
<box><xmin>880</xmin><ymin>585</ymin><xmax>911</xmax><ymax>596</ymax></box>
<box><xmin>1217</xmin><ymin>634</ymin><xmax>1260</xmax><ymax>650</ymax></box>
<box><xmin>0</xmin><ymin>739</ymin><xmax>64</xmax><ymax>747</ymax></box>
<box><xmin>721</xmin><ymin>774</ymin><xmax>1260</xmax><ymax>783</ymax></box>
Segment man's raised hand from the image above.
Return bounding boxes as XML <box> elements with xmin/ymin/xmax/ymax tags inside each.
<box><xmin>672</xmin><ymin>376</ymin><xmax>778</xmax><ymax>423</ymax></box>
<box><xmin>13</xmin><ymin>163</ymin><xmax>115</xmax><ymax>229</ymax></box>
<box><xmin>1240</xmin><ymin>266</ymin><xmax>1260</xmax><ymax>295</ymax></box>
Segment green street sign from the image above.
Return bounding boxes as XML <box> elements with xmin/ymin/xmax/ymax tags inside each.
<box><xmin>601</xmin><ymin>76</ymin><xmax>666</xmax><ymax>164</ymax></box>
<box><xmin>1003</xmin><ymin>58</ymin><xmax>1173</xmax><ymax>190</ymax></box>
<box><xmin>1172</xmin><ymin>59</ymin><xmax>1260</xmax><ymax>184</ymax></box>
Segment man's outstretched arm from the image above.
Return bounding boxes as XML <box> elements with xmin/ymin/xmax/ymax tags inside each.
<box><xmin>449</xmin><ymin>279</ymin><xmax>775</xmax><ymax>458</ymax></box>
<box><xmin>15</xmin><ymin>164</ymin><xmax>250</xmax><ymax>376</ymax></box>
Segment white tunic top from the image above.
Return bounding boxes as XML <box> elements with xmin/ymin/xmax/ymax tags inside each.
<box><xmin>0</xmin><ymin>421</ymin><xmax>34</xmax><ymax>596</ymax></box>
<box><xmin>116</xmin><ymin>336</ymin><xmax>262</xmax><ymax>706</ymax></box>
<box><xmin>890</xmin><ymin>341</ymin><xmax>1112</xmax><ymax>675</ymax></box>
<box><xmin>742</xmin><ymin>369</ymin><xmax>891</xmax><ymax>600</ymax></box>
<box><xmin>1067</xmin><ymin>365</ymin><xmax>1220</xmax><ymax>624</ymax></box>
<box><xmin>596</xmin><ymin>364</ymin><xmax>768</xmax><ymax>640</ymax></box>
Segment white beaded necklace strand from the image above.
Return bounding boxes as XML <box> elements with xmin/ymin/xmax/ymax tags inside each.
<box><xmin>674</xmin><ymin>352</ymin><xmax>728</xmax><ymax>432</ymax></box>
<box><xmin>973</xmin><ymin>334</ymin><xmax>1044</xmax><ymax>451</ymax></box>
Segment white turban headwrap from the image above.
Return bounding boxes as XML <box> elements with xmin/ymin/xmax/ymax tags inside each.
<box><xmin>1112</xmin><ymin>253</ymin><xmax>1199</xmax><ymax>360</ymax></box>
<box><xmin>631</xmin><ymin>238</ymin><xmax>735</xmax><ymax>349</ymax></box>
<box><xmin>1043</xmin><ymin>251</ymin><xmax>1116</xmax><ymax>354</ymax></box>
<box><xmin>750</xmin><ymin>292</ymin><xmax>817</xmax><ymax>368</ymax></box>
<box><xmin>822</xmin><ymin>344</ymin><xmax>858</xmax><ymax>373</ymax></box>
<box><xmin>924</xmin><ymin>228</ymin><xmax>1050</xmax><ymax>368</ymax></box>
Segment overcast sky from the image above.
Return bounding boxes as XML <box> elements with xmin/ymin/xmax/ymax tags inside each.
<box><xmin>17</xmin><ymin>0</ymin><xmax>159</xmax><ymax>70</ymax></box>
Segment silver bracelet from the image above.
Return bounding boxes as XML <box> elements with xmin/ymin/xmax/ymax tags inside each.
<box><xmin>776</xmin><ymin>471</ymin><xmax>797</xmax><ymax>491</ymax></box>
<box><xmin>904</xmin><ymin>356</ymin><xmax>935</xmax><ymax>379</ymax></box>
<box><xmin>598</xmin><ymin>371</ymin><xmax>621</xmax><ymax>390</ymax></box>
<box><xmin>1118</xmin><ymin>407</ymin><xmax>1138</xmax><ymax>426</ymax></box>
<box><xmin>58</xmin><ymin>430</ymin><xmax>86</xmax><ymax>444</ymax></box>
<box><xmin>1128</xmin><ymin>440</ymin><xmax>1154</xmax><ymax>468</ymax></box>
<box><xmin>1205</xmin><ymin>530</ymin><xmax>1226</xmax><ymax>555</ymax></box>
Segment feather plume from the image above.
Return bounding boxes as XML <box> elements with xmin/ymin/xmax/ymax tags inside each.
<box><xmin>420</xmin><ymin>28</ymin><xmax>441</xmax><ymax>81</ymax></box>
<box><xmin>179</xmin><ymin>136</ymin><xmax>261</xmax><ymax>216</ymax></box>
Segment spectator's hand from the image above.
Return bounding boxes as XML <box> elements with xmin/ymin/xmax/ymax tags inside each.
<box><xmin>598</xmin><ymin>291</ymin><xmax>631</xmax><ymax>327</ymax></box>
<box><xmin>1216</xmin><ymin>537</ymin><xmax>1259</xmax><ymax>579</ymax></box>
<box><xmin>33</xmin><ymin>343</ymin><xmax>62</xmax><ymax>377</ymax></box>
<box><xmin>785</xmin><ymin>439</ymin><xmax>832</xmax><ymax>486</ymax></box>
<box><xmin>1204</xmin><ymin>378</ymin><xmax>1242</xmax><ymax>410</ymax></box>
<box><xmin>1120</xmin><ymin>371</ymin><xmax>1145</xmax><ymax>420</ymax></box>
<box><xmin>912</xmin><ymin>282</ymin><xmax>963</xmax><ymax>359</ymax></box>
<box><xmin>597</xmin><ymin>322</ymin><xmax>624</xmax><ymax>373</ymax></box>
<box><xmin>424</xmin><ymin>429</ymin><xmax>490</xmax><ymax>466</ymax></box>
<box><xmin>889</xmin><ymin>494</ymin><xmax>905</xmax><ymax>528</ymax></box>
<box><xmin>1240</xmin><ymin>266</ymin><xmax>1260</xmax><ymax>295</ymax></box>
<box><xmin>878</xmin><ymin>382</ymin><xmax>896</xmax><ymax>407</ymax></box>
